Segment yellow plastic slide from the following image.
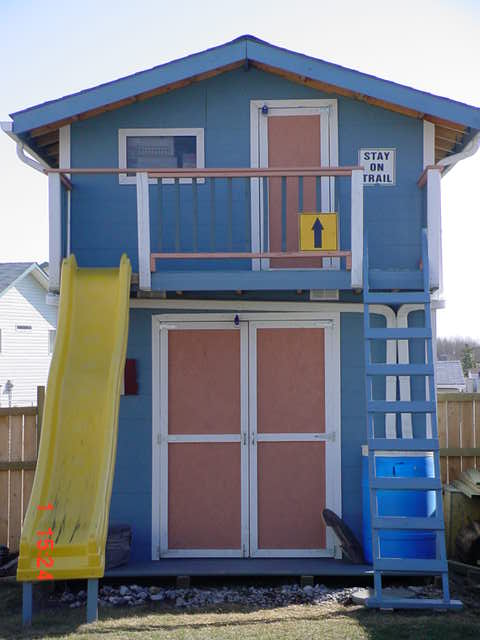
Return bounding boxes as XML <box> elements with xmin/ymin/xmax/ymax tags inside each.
<box><xmin>17</xmin><ymin>254</ymin><xmax>131</xmax><ymax>581</ymax></box>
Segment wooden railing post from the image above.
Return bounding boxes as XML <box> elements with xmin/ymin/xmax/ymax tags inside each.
<box><xmin>427</xmin><ymin>168</ymin><xmax>442</xmax><ymax>290</ymax></box>
<box><xmin>48</xmin><ymin>172</ymin><xmax>62</xmax><ymax>293</ymax></box>
<box><xmin>136</xmin><ymin>171</ymin><xmax>151</xmax><ymax>291</ymax></box>
<box><xmin>351</xmin><ymin>169</ymin><xmax>364</xmax><ymax>288</ymax></box>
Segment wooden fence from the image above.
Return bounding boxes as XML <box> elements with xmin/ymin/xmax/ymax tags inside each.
<box><xmin>437</xmin><ymin>393</ymin><xmax>480</xmax><ymax>485</ymax></box>
<box><xmin>0</xmin><ymin>387</ymin><xmax>44</xmax><ymax>552</ymax></box>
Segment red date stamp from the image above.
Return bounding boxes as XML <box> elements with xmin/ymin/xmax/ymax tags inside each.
<box><xmin>36</xmin><ymin>504</ymin><xmax>54</xmax><ymax>580</ymax></box>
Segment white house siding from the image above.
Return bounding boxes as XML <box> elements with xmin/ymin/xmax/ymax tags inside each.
<box><xmin>0</xmin><ymin>275</ymin><xmax>57</xmax><ymax>407</ymax></box>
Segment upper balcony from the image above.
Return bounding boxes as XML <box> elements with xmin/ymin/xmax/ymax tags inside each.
<box><xmin>47</xmin><ymin>166</ymin><xmax>365</xmax><ymax>295</ymax></box>
<box><xmin>46</xmin><ymin>164</ymin><xmax>442</xmax><ymax>296</ymax></box>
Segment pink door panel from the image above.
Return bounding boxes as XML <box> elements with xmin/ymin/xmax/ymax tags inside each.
<box><xmin>166</xmin><ymin>327</ymin><xmax>243</xmax><ymax>553</ymax></box>
<box><xmin>257</xmin><ymin>328</ymin><xmax>325</xmax><ymax>433</ymax></box>
<box><xmin>168</xmin><ymin>443</ymin><xmax>241</xmax><ymax>549</ymax></box>
<box><xmin>267</xmin><ymin>115</ymin><xmax>323</xmax><ymax>269</ymax></box>
<box><xmin>257</xmin><ymin>442</ymin><xmax>326</xmax><ymax>549</ymax></box>
<box><xmin>255</xmin><ymin>326</ymin><xmax>327</xmax><ymax>552</ymax></box>
<box><xmin>168</xmin><ymin>329</ymin><xmax>240</xmax><ymax>435</ymax></box>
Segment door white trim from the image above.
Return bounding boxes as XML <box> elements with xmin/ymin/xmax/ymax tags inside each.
<box><xmin>250</xmin><ymin>99</ymin><xmax>339</xmax><ymax>271</ymax></box>
<box><xmin>248</xmin><ymin>316</ymin><xmax>341</xmax><ymax>558</ymax></box>
<box><xmin>151</xmin><ymin>318</ymin><xmax>249</xmax><ymax>558</ymax></box>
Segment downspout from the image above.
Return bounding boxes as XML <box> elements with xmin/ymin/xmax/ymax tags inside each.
<box><xmin>16</xmin><ymin>142</ymin><xmax>45</xmax><ymax>173</ymax></box>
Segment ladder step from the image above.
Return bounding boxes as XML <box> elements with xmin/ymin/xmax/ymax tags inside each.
<box><xmin>366</xmin><ymin>363</ymin><xmax>433</xmax><ymax>376</ymax></box>
<box><xmin>367</xmin><ymin>438</ymin><xmax>439</xmax><ymax>452</ymax></box>
<box><xmin>365</xmin><ymin>597</ymin><xmax>463</xmax><ymax>611</ymax></box>
<box><xmin>365</xmin><ymin>328</ymin><xmax>431</xmax><ymax>340</ymax></box>
<box><xmin>368</xmin><ymin>400</ymin><xmax>436</xmax><ymax>413</ymax></box>
<box><xmin>370</xmin><ymin>477</ymin><xmax>441</xmax><ymax>491</ymax></box>
<box><xmin>374</xmin><ymin>558</ymin><xmax>446</xmax><ymax>572</ymax></box>
<box><xmin>364</xmin><ymin>292</ymin><xmax>430</xmax><ymax>304</ymax></box>
<box><xmin>372</xmin><ymin>516</ymin><xmax>444</xmax><ymax>530</ymax></box>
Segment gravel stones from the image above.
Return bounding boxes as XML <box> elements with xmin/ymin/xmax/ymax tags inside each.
<box><xmin>54</xmin><ymin>582</ymin><xmax>361</xmax><ymax>610</ymax></box>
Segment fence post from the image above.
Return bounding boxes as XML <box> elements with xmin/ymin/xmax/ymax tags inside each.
<box><xmin>36</xmin><ymin>386</ymin><xmax>45</xmax><ymax>453</ymax></box>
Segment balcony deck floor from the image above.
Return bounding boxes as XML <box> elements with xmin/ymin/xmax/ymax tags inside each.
<box><xmin>106</xmin><ymin>557</ymin><xmax>373</xmax><ymax>578</ymax></box>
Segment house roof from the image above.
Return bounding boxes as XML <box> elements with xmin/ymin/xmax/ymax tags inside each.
<box><xmin>435</xmin><ymin>360</ymin><xmax>466</xmax><ymax>388</ymax></box>
<box><xmin>0</xmin><ymin>262</ymin><xmax>49</xmax><ymax>297</ymax></box>
<box><xmin>5</xmin><ymin>35</ymin><xmax>480</xmax><ymax>167</ymax></box>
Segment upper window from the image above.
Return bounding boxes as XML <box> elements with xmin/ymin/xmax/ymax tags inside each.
<box><xmin>16</xmin><ymin>324</ymin><xmax>32</xmax><ymax>331</ymax></box>
<box><xmin>118</xmin><ymin>128</ymin><xmax>205</xmax><ymax>184</ymax></box>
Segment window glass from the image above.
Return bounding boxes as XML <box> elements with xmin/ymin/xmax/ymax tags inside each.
<box><xmin>126</xmin><ymin>136</ymin><xmax>197</xmax><ymax>169</ymax></box>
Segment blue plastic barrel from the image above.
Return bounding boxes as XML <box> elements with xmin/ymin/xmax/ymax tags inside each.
<box><xmin>361</xmin><ymin>447</ymin><xmax>436</xmax><ymax>563</ymax></box>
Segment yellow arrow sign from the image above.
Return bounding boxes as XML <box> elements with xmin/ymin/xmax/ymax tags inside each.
<box><xmin>299</xmin><ymin>212</ymin><xmax>338</xmax><ymax>251</ymax></box>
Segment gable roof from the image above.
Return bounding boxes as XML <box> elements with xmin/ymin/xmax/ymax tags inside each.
<box><xmin>435</xmin><ymin>360</ymin><xmax>466</xmax><ymax>388</ymax></box>
<box><xmin>0</xmin><ymin>263</ymin><xmax>49</xmax><ymax>298</ymax></box>
<box><xmin>6</xmin><ymin>35</ymin><xmax>480</xmax><ymax>166</ymax></box>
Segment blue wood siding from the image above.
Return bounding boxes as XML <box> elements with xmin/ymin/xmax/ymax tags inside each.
<box><xmin>70</xmin><ymin>67</ymin><xmax>423</xmax><ymax>277</ymax></box>
<box><xmin>110</xmin><ymin>308</ymin><xmax>381</xmax><ymax>560</ymax></box>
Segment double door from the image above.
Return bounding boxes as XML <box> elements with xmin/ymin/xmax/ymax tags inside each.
<box><xmin>153</xmin><ymin>317</ymin><xmax>340</xmax><ymax>559</ymax></box>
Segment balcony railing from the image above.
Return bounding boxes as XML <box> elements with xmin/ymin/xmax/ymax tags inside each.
<box><xmin>46</xmin><ymin>166</ymin><xmax>365</xmax><ymax>293</ymax></box>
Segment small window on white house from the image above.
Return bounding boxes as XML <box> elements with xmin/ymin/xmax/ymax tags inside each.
<box><xmin>118</xmin><ymin>128</ymin><xmax>205</xmax><ymax>184</ymax></box>
<box><xmin>16</xmin><ymin>324</ymin><xmax>32</xmax><ymax>331</ymax></box>
<box><xmin>48</xmin><ymin>330</ymin><xmax>56</xmax><ymax>355</ymax></box>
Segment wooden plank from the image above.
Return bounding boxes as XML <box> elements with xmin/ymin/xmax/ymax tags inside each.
<box><xmin>0</xmin><ymin>461</ymin><xmax>36</xmax><ymax>471</ymax></box>
<box><xmin>437</xmin><ymin>399</ymin><xmax>448</xmax><ymax>484</ymax></box>
<box><xmin>46</xmin><ymin>166</ymin><xmax>362</xmax><ymax>177</ymax></box>
<box><xmin>151</xmin><ymin>250</ymin><xmax>352</xmax><ymax>260</ymax></box>
<box><xmin>461</xmin><ymin>399</ymin><xmax>475</xmax><ymax>473</ymax></box>
<box><xmin>9</xmin><ymin>415</ymin><xmax>23</xmax><ymax>552</ymax></box>
<box><xmin>440</xmin><ymin>448</ymin><xmax>480</xmax><ymax>457</ymax></box>
<box><xmin>447</xmin><ymin>400</ymin><xmax>462</xmax><ymax>483</ymax></box>
<box><xmin>0</xmin><ymin>416</ymin><xmax>9</xmax><ymax>547</ymax></box>
<box><xmin>22</xmin><ymin>415</ymin><xmax>37</xmax><ymax>520</ymax></box>
<box><xmin>0</xmin><ymin>407</ymin><xmax>37</xmax><ymax>417</ymax></box>
<box><xmin>438</xmin><ymin>393</ymin><xmax>480</xmax><ymax>402</ymax></box>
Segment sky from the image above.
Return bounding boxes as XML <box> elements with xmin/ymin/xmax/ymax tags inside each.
<box><xmin>1</xmin><ymin>0</ymin><xmax>479</xmax><ymax>338</ymax></box>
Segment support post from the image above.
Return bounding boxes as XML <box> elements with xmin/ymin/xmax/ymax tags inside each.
<box><xmin>426</xmin><ymin>168</ymin><xmax>442</xmax><ymax>290</ymax></box>
<box><xmin>136</xmin><ymin>171</ymin><xmax>152</xmax><ymax>291</ymax></box>
<box><xmin>22</xmin><ymin>583</ymin><xmax>33</xmax><ymax>627</ymax></box>
<box><xmin>351</xmin><ymin>169</ymin><xmax>364</xmax><ymax>288</ymax></box>
<box><xmin>48</xmin><ymin>172</ymin><xmax>62</xmax><ymax>293</ymax></box>
<box><xmin>87</xmin><ymin>579</ymin><xmax>98</xmax><ymax>624</ymax></box>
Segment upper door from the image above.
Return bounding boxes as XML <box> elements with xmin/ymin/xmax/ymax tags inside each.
<box><xmin>250</xmin><ymin>100</ymin><xmax>338</xmax><ymax>270</ymax></box>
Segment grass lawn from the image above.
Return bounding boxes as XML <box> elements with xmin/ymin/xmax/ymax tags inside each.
<box><xmin>1</xmin><ymin>580</ymin><xmax>479</xmax><ymax>640</ymax></box>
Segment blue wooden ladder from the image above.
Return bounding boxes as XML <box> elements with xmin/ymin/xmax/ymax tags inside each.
<box><xmin>363</xmin><ymin>229</ymin><xmax>461</xmax><ymax>610</ymax></box>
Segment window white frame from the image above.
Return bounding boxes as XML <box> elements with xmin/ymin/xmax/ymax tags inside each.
<box><xmin>250</xmin><ymin>99</ymin><xmax>339</xmax><ymax>271</ymax></box>
<box><xmin>118</xmin><ymin>128</ymin><xmax>205</xmax><ymax>185</ymax></box>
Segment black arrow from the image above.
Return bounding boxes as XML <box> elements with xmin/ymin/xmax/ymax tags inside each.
<box><xmin>312</xmin><ymin>217</ymin><xmax>323</xmax><ymax>248</ymax></box>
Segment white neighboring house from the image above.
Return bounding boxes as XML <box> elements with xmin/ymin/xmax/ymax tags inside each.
<box><xmin>0</xmin><ymin>263</ymin><xmax>57</xmax><ymax>407</ymax></box>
